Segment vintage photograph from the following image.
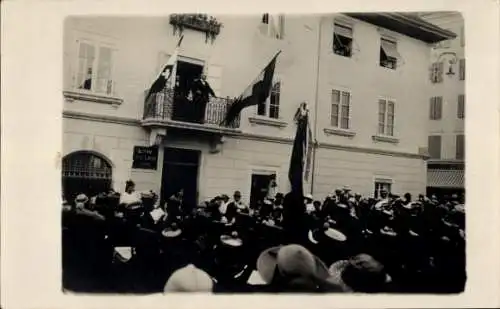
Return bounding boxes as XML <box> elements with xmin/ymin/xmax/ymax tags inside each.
<box><xmin>61</xmin><ymin>12</ymin><xmax>466</xmax><ymax>294</ymax></box>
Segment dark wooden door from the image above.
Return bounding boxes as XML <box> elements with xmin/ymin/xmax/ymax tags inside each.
<box><xmin>161</xmin><ymin>148</ymin><xmax>200</xmax><ymax>211</ymax></box>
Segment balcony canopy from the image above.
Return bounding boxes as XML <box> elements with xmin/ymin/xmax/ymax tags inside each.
<box><xmin>345</xmin><ymin>13</ymin><xmax>457</xmax><ymax>43</ymax></box>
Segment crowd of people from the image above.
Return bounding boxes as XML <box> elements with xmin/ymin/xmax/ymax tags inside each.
<box><xmin>62</xmin><ymin>180</ymin><xmax>466</xmax><ymax>294</ymax></box>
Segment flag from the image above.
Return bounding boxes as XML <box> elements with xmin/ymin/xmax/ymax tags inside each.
<box><xmin>221</xmin><ymin>51</ymin><xmax>281</xmax><ymax>126</ymax></box>
<box><xmin>144</xmin><ymin>35</ymin><xmax>184</xmax><ymax>105</ymax></box>
<box><xmin>288</xmin><ymin>103</ymin><xmax>313</xmax><ymax>196</ymax></box>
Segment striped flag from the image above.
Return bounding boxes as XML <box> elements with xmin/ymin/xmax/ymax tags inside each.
<box><xmin>144</xmin><ymin>35</ymin><xmax>184</xmax><ymax>105</ymax></box>
<box><xmin>288</xmin><ymin>102</ymin><xmax>313</xmax><ymax>196</ymax></box>
<box><xmin>221</xmin><ymin>51</ymin><xmax>281</xmax><ymax>126</ymax></box>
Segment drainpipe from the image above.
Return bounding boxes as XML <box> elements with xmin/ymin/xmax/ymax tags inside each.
<box><xmin>310</xmin><ymin>16</ymin><xmax>323</xmax><ymax>196</ymax></box>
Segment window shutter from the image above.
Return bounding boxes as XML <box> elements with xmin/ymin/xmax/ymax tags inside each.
<box><xmin>429</xmin><ymin>97</ymin><xmax>435</xmax><ymax>119</ymax></box>
<box><xmin>459</xmin><ymin>59</ymin><xmax>465</xmax><ymax>81</ymax></box>
<box><xmin>456</xmin><ymin>134</ymin><xmax>465</xmax><ymax>160</ymax></box>
<box><xmin>437</xmin><ymin>96</ymin><xmax>442</xmax><ymax>119</ymax></box>
<box><xmin>428</xmin><ymin>135</ymin><xmax>442</xmax><ymax>159</ymax></box>
<box><xmin>458</xmin><ymin>95</ymin><xmax>465</xmax><ymax>119</ymax></box>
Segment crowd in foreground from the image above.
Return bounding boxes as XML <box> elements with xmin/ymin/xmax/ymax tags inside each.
<box><xmin>62</xmin><ymin>181</ymin><xmax>466</xmax><ymax>294</ymax></box>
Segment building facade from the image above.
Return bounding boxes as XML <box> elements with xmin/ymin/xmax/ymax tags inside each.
<box><xmin>62</xmin><ymin>14</ymin><xmax>453</xmax><ymax>205</ymax></box>
<box><xmin>419</xmin><ymin>12</ymin><xmax>465</xmax><ymax>198</ymax></box>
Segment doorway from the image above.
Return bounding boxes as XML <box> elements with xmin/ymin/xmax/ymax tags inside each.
<box><xmin>173</xmin><ymin>60</ymin><xmax>204</xmax><ymax>121</ymax></box>
<box><xmin>161</xmin><ymin>147</ymin><xmax>201</xmax><ymax>212</ymax></box>
<box><xmin>249</xmin><ymin>172</ymin><xmax>276</xmax><ymax>209</ymax></box>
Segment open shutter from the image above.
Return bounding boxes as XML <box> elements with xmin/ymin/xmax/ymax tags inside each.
<box><xmin>206</xmin><ymin>64</ymin><xmax>222</xmax><ymax>97</ymax></box>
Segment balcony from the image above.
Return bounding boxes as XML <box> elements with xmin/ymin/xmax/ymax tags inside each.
<box><xmin>169</xmin><ymin>14</ymin><xmax>222</xmax><ymax>43</ymax></box>
<box><xmin>142</xmin><ymin>88</ymin><xmax>241</xmax><ymax>135</ymax></box>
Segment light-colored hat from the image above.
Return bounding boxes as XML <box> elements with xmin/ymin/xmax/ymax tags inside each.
<box><xmin>324</xmin><ymin>228</ymin><xmax>347</xmax><ymax>242</ymax></box>
<box><xmin>164</xmin><ymin>264</ymin><xmax>213</xmax><ymax>293</ymax></box>
<box><xmin>220</xmin><ymin>231</ymin><xmax>243</xmax><ymax>247</ymax></box>
<box><xmin>304</xmin><ymin>193</ymin><xmax>313</xmax><ymax>200</ymax></box>
<box><xmin>256</xmin><ymin>244</ymin><xmax>330</xmax><ymax>284</ymax></box>
<box><xmin>75</xmin><ymin>193</ymin><xmax>89</xmax><ymax>204</ymax></box>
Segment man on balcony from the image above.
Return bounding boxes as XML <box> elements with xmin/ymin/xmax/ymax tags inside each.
<box><xmin>190</xmin><ymin>73</ymin><xmax>216</xmax><ymax>124</ymax></box>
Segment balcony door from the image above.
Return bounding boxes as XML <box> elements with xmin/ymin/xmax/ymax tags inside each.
<box><xmin>161</xmin><ymin>147</ymin><xmax>200</xmax><ymax>212</ymax></box>
<box><xmin>172</xmin><ymin>60</ymin><xmax>204</xmax><ymax>122</ymax></box>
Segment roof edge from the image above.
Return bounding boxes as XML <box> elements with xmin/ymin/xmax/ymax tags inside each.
<box><xmin>387</xmin><ymin>13</ymin><xmax>457</xmax><ymax>41</ymax></box>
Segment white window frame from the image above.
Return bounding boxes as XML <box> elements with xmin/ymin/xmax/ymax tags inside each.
<box><xmin>256</xmin><ymin>75</ymin><xmax>281</xmax><ymax>119</ymax></box>
<box><xmin>430</xmin><ymin>61</ymin><xmax>444</xmax><ymax>83</ymax></box>
<box><xmin>377</xmin><ymin>97</ymin><xmax>395</xmax><ymax>137</ymax></box>
<box><xmin>330</xmin><ymin>88</ymin><xmax>351</xmax><ymax>130</ymax></box>
<box><xmin>72</xmin><ymin>31</ymin><xmax>118</xmax><ymax>97</ymax></box>
<box><xmin>373</xmin><ymin>177</ymin><xmax>393</xmax><ymax>199</ymax></box>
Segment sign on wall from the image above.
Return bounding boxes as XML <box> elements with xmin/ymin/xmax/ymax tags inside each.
<box><xmin>132</xmin><ymin>146</ymin><xmax>159</xmax><ymax>170</ymax></box>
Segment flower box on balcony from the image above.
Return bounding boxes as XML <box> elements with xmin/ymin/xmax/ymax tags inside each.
<box><xmin>170</xmin><ymin>14</ymin><xmax>222</xmax><ymax>43</ymax></box>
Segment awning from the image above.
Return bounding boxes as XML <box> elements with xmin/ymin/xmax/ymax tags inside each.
<box><xmin>427</xmin><ymin>169</ymin><xmax>465</xmax><ymax>189</ymax></box>
<box><xmin>380</xmin><ymin>39</ymin><xmax>402</xmax><ymax>60</ymax></box>
<box><xmin>334</xmin><ymin>23</ymin><xmax>353</xmax><ymax>38</ymax></box>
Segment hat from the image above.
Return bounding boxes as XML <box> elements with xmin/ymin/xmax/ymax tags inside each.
<box><xmin>256</xmin><ymin>244</ymin><xmax>330</xmax><ymax>284</ymax></box>
<box><xmin>113</xmin><ymin>247</ymin><xmax>133</xmax><ymax>263</ymax></box>
<box><xmin>162</xmin><ymin>224</ymin><xmax>182</xmax><ymax>238</ymax></box>
<box><xmin>304</xmin><ymin>193</ymin><xmax>313</xmax><ymax>200</ymax></box>
<box><xmin>328</xmin><ymin>254</ymin><xmax>391</xmax><ymax>293</ymax></box>
<box><xmin>233</xmin><ymin>191</ymin><xmax>242</xmax><ymax>197</ymax></box>
<box><xmin>324</xmin><ymin>228</ymin><xmax>347</xmax><ymax>242</ymax></box>
<box><xmin>220</xmin><ymin>231</ymin><xmax>243</xmax><ymax>247</ymax></box>
<box><xmin>75</xmin><ymin>193</ymin><xmax>89</xmax><ymax>204</ymax></box>
<box><xmin>164</xmin><ymin>264</ymin><xmax>213</xmax><ymax>293</ymax></box>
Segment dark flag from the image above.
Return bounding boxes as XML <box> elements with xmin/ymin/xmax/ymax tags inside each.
<box><xmin>144</xmin><ymin>35</ymin><xmax>184</xmax><ymax>105</ymax></box>
<box><xmin>221</xmin><ymin>50</ymin><xmax>281</xmax><ymax>126</ymax></box>
<box><xmin>288</xmin><ymin>102</ymin><xmax>313</xmax><ymax>196</ymax></box>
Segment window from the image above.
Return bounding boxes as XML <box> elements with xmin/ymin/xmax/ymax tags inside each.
<box><xmin>377</xmin><ymin>98</ymin><xmax>395</xmax><ymax>136</ymax></box>
<box><xmin>331</xmin><ymin>89</ymin><xmax>351</xmax><ymax>129</ymax></box>
<box><xmin>374</xmin><ymin>180</ymin><xmax>392</xmax><ymax>199</ymax></box>
<box><xmin>459</xmin><ymin>58</ymin><xmax>465</xmax><ymax>81</ymax></box>
<box><xmin>75</xmin><ymin>38</ymin><xmax>115</xmax><ymax>95</ymax></box>
<box><xmin>262</xmin><ymin>14</ymin><xmax>269</xmax><ymax>24</ymax></box>
<box><xmin>62</xmin><ymin>151</ymin><xmax>112</xmax><ymax>202</ymax></box>
<box><xmin>257</xmin><ymin>79</ymin><xmax>281</xmax><ymax>119</ymax></box>
<box><xmin>379</xmin><ymin>38</ymin><xmax>400</xmax><ymax>70</ymax></box>
<box><xmin>457</xmin><ymin>94</ymin><xmax>465</xmax><ymax>119</ymax></box>
<box><xmin>333</xmin><ymin>23</ymin><xmax>353</xmax><ymax>57</ymax></box>
<box><xmin>456</xmin><ymin>134</ymin><xmax>465</xmax><ymax>160</ymax></box>
<box><xmin>460</xmin><ymin>25</ymin><xmax>465</xmax><ymax>47</ymax></box>
<box><xmin>261</xmin><ymin>14</ymin><xmax>284</xmax><ymax>39</ymax></box>
<box><xmin>428</xmin><ymin>135</ymin><xmax>442</xmax><ymax>159</ymax></box>
<box><xmin>430</xmin><ymin>61</ymin><xmax>444</xmax><ymax>83</ymax></box>
<box><xmin>429</xmin><ymin>96</ymin><xmax>443</xmax><ymax>120</ymax></box>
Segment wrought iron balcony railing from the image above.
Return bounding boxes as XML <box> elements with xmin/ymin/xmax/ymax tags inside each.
<box><xmin>143</xmin><ymin>88</ymin><xmax>240</xmax><ymax>129</ymax></box>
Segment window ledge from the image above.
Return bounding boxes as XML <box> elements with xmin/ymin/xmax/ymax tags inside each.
<box><xmin>323</xmin><ymin>128</ymin><xmax>356</xmax><ymax>138</ymax></box>
<box><xmin>248</xmin><ymin>116</ymin><xmax>287</xmax><ymax>128</ymax></box>
<box><xmin>372</xmin><ymin>135</ymin><xmax>399</xmax><ymax>144</ymax></box>
<box><xmin>63</xmin><ymin>90</ymin><xmax>123</xmax><ymax>106</ymax></box>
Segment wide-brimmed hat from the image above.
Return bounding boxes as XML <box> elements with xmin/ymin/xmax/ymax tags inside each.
<box><xmin>220</xmin><ymin>231</ymin><xmax>243</xmax><ymax>247</ymax></box>
<box><xmin>327</xmin><ymin>254</ymin><xmax>391</xmax><ymax>293</ymax></box>
<box><xmin>74</xmin><ymin>193</ymin><xmax>89</xmax><ymax>204</ymax></box>
<box><xmin>256</xmin><ymin>244</ymin><xmax>330</xmax><ymax>284</ymax></box>
<box><xmin>164</xmin><ymin>264</ymin><xmax>213</xmax><ymax>293</ymax></box>
<box><xmin>304</xmin><ymin>193</ymin><xmax>313</xmax><ymax>200</ymax></box>
<box><xmin>113</xmin><ymin>246</ymin><xmax>133</xmax><ymax>263</ymax></box>
<box><xmin>162</xmin><ymin>224</ymin><xmax>182</xmax><ymax>238</ymax></box>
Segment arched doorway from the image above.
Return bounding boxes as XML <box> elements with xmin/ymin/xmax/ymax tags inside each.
<box><xmin>62</xmin><ymin>151</ymin><xmax>113</xmax><ymax>202</ymax></box>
